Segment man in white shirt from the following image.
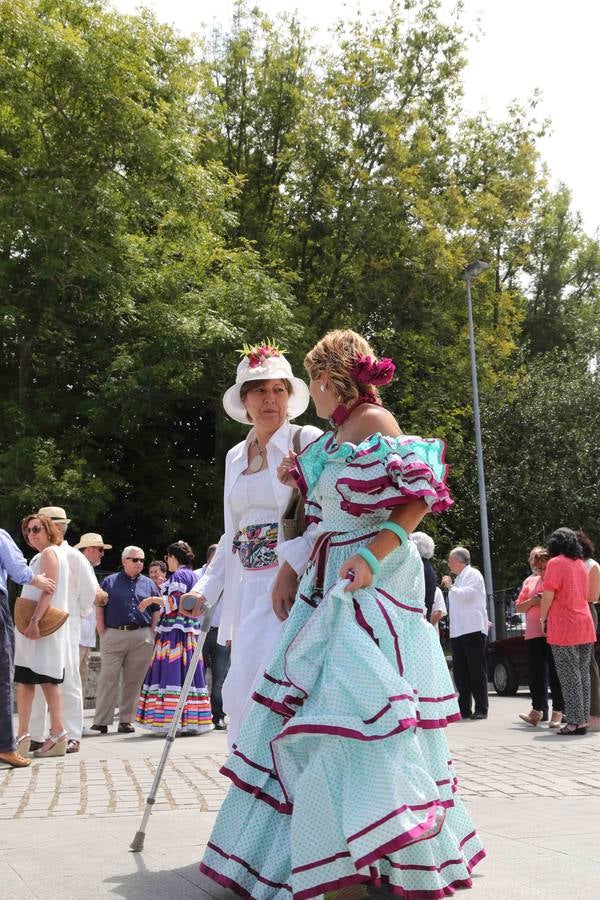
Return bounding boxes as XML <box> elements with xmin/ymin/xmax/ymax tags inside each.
<box><xmin>75</xmin><ymin>533</ymin><xmax>112</xmax><ymax>707</ymax></box>
<box><xmin>29</xmin><ymin>507</ymin><xmax>100</xmax><ymax>753</ymax></box>
<box><xmin>442</xmin><ymin>546</ymin><xmax>489</xmax><ymax>720</ymax></box>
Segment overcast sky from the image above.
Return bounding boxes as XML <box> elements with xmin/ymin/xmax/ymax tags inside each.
<box><xmin>111</xmin><ymin>1</ymin><xmax>599</xmax><ymax>233</ymax></box>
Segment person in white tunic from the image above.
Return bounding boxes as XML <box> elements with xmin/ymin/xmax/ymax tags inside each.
<box><xmin>184</xmin><ymin>344</ymin><xmax>321</xmax><ymax>749</ymax></box>
<box><xmin>14</xmin><ymin>513</ymin><xmax>71</xmax><ymax>758</ymax></box>
<box><xmin>28</xmin><ymin>507</ymin><xmax>99</xmax><ymax>754</ymax></box>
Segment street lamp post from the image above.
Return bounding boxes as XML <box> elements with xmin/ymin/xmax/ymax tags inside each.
<box><xmin>460</xmin><ymin>261</ymin><xmax>499</xmax><ymax>641</ymax></box>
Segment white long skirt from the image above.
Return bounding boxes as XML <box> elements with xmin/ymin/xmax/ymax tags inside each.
<box><xmin>222</xmin><ymin>566</ymin><xmax>284</xmax><ymax>749</ymax></box>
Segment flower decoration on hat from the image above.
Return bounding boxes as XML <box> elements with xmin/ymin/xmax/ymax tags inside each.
<box><xmin>238</xmin><ymin>340</ymin><xmax>287</xmax><ymax>370</ymax></box>
<box><xmin>350</xmin><ymin>354</ymin><xmax>396</xmax><ymax>386</ymax></box>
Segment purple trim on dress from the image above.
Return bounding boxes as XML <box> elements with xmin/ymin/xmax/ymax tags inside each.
<box><xmin>352</xmin><ymin>598</ymin><xmax>380</xmax><ymax>647</ymax></box>
<box><xmin>348</xmin><ymin>799</ymin><xmax>440</xmax><ymax>843</ymax></box>
<box><xmin>295</xmin><ymin>874</ymin><xmax>370</xmax><ymax>900</ymax></box>
<box><xmin>201</xmin><ymin>840</ymin><xmax>486</xmax><ymax>900</ymax></box>
<box><xmin>204</xmin><ymin>842</ymin><xmax>293</xmax><ymax>891</ymax></box>
<box><xmin>252</xmin><ymin>691</ymin><xmax>295</xmax><ymax>719</ymax></box>
<box><xmin>419</xmin><ymin>693</ymin><xmax>458</xmax><ymax>703</ymax></box>
<box><xmin>199</xmin><ymin>863</ymin><xmax>251</xmax><ymax>899</ymax></box>
<box><xmin>275</xmin><ymin>719</ymin><xmax>419</xmax><ymax>744</ymax></box>
<box><xmin>291</xmin><ymin>849</ymin><xmax>352</xmax><ymax>874</ymax></box>
<box><xmin>418</xmin><ymin>713</ymin><xmax>462</xmax><ymax>728</ymax></box>
<box><xmin>362</xmin><ymin>693</ymin><xmax>417</xmax><ymax>725</ymax></box>
<box><xmin>264</xmin><ymin>672</ymin><xmax>292</xmax><ymax>688</ymax></box>
<box><xmin>305</xmin><ymin>515</ymin><xmax>321</xmax><ymax>525</ymax></box>
<box><xmin>232</xmin><ymin>747</ymin><xmax>274</xmax><ymax>775</ymax></box>
<box><xmin>375</xmin><ymin>597</ymin><xmax>404</xmax><ymax>675</ymax></box>
<box><xmin>363</xmin><ymin>703</ymin><xmax>391</xmax><ymax>724</ymax></box>
<box><xmin>299</xmin><ymin>592</ymin><xmax>318</xmax><ymax>608</ymax></box>
<box><xmin>376</xmin><ymin>587</ymin><xmax>423</xmax><ymax>613</ymax></box>
<box><xmin>354</xmin><ymin>806</ymin><xmax>445</xmax><ymax>868</ymax></box>
<box><xmin>329</xmin><ymin>530</ymin><xmax>378</xmax><ymax>547</ymax></box>
<box><xmin>219</xmin><ymin>766</ymin><xmax>292</xmax><ymax>813</ymax></box>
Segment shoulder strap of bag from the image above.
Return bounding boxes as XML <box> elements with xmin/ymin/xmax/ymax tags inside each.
<box><xmin>291</xmin><ymin>423</ymin><xmax>303</xmax><ymax>456</ymax></box>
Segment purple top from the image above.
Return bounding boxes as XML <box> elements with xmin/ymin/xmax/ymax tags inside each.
<box><xmin>0</xmin><ymin>528</ymin><xmax>33</xmax><ymax>598</ymax></box>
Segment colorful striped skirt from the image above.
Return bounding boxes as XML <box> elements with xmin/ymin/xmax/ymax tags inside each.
<box><xmin>135</xmin><ymin>611</ymin><xmax>213</xmax><ymax>734</ymax></box>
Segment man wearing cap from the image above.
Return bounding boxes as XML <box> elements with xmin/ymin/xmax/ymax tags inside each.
<box><xmin>75</xmin><ymin>533</ymin><xmax>111</xmax><ymax>708</ymax></box>
<box><xmin>90</xmin><ymin>546</ymin><xmax>159</xmax><ymax>734</ymax></box>
<box><xmin>0</xmin><ymin>528</ymin><xmax>55</xmax><ymax>768</ymax></box>
<box><xmin>29</xmin><ymin>507</ymin><xmax>99</xmax><ymax>754</ymax></box>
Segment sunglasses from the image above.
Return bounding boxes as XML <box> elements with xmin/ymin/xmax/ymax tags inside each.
<box><xmin>26</xmin><ymin>525</ymin><xmax>43</xmax><ymax>535</ymax></box>
<box><xmin>126</xmin><ymin>557</ymin><xmax>145</xmax><ymax>563</ymax></box>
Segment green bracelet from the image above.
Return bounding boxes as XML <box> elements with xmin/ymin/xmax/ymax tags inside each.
<box><xmin>356</xmin><ymin>546</ymin><xmax>381</xmax><ymax>576</ymax></box>
<box><xmin>379</xmin><ymin>521</ymin><xmax>409</xmax><ymax>546</ymax></box>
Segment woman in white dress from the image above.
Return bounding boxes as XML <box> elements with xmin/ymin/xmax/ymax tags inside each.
<box><xmin>185</xmin><ymin>343</ymin><xmax>321</xmax><ymax>748</ymax></box>
<box><xmin>14</xmin><ymin>513</ymin><xmax>71</xmax><ymax>758</ymax></box>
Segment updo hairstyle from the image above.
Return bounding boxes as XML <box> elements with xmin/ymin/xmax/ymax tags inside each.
<box><xmin>166</xmin><ymin>540</ymin><xmax>195</xmax><ymax>567</ymax></box>
<box><xmin>304</xmin><ymin>330</ymin><xmax>381</xmax><ymax>404</ymax></box>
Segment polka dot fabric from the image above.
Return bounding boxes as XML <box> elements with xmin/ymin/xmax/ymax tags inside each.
<box><xmin>200</xmin><ymin>433</ymin><xmax>485</xmax><ymax>898</ymax></box>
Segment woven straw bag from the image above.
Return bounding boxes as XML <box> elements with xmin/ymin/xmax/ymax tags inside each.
<box><xmin>14</xmin><ymin>597</ymin><xmax>69</xmax><ymax>637</ymax></box>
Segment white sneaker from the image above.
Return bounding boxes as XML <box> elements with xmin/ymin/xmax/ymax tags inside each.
<box><xmin>82</xmin><ymin>726</ymin><xmax>98</xmax><ymax>737</ymax></box>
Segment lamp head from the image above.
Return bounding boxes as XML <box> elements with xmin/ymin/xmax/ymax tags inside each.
<box><xmin>461</xmin><ymin>260</ymin><xmax>489</xmax><ymax>281</ymax></box>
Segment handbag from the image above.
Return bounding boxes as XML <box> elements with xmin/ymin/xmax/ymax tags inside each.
<box><xmin>281</xmin><ymin>426</ymin><xmax>307</xmax><ymax>541</ymax></box>
<box><xmin>14</xmin><ymin>597</ymin><xmax>69</xmax><ymax>638</ymax></box>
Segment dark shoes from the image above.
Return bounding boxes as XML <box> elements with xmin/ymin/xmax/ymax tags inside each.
<box><xmin>66</xmin><ymin>740</ymin><xmax>80</xmax><ymax>753</ymax></box>
<box><xmin>213</xmin><ymin>720</ymin><xmax>227</xmax><ymax>731</ymax></box>
<box><xmin>118</xmin><ymin>723</ymin><xmax>135</xmax><ymax>734</ymax></box>
<box><xmin>89</xmin><ymin>724</ymin><xmax>108</xmax><ymax>735</ymax></box>
<box><xmin>557</xmin><ymin>725</ymin><xmax>587</xmax><ymax>736</ymax></box>
<box><xmin>471</xmin><ymin>712</ymin><xmax>488</xmax><ymax>720</ymax></box>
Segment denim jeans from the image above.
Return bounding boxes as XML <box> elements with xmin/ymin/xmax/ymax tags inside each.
<box><xmin>0</xmin><ymin>591</ymin><xmax>16</xmax><ymax>752</ymax></box>
<box><xmin>203</xmin><ymin>626</ymin><xmax>231</xmax><ymax>724</ymax></box>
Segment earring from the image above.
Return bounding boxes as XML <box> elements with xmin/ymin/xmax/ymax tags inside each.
<box><xmin>320</xmin><ymin>383</ymin><xmax>326</xmax><ymax>393</ymax></box>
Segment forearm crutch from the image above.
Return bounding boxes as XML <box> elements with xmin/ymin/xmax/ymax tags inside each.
<box><xmin>130</xmin><ymin>596</ymin><xmax>220</xmax><ymax>851</ymax></box>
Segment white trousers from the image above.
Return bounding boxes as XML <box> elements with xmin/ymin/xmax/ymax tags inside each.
<box><xmin>30</xmin><ymin>636</ymin><xmax>83</xmax><ymax>742</ymax></box>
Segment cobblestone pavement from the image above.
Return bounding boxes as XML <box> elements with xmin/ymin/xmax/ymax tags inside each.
<box><xmin>3</xmin><ymin>728</ymin><xmax>600</xmax><ymax>821</ymax></box>
<box><xmin>0</xmin><ymin>751</ymin><xmax>229</xmax><ymax>820</ymax></box>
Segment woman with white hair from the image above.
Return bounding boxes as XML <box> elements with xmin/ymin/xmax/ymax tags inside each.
<box><xmin>184</xmin><ymin>343</ymin><xmax>321</xmax><ymax>747</ymax></box>
<box><xmin>410</xmin><ymin>531</ymin><xmax>437</xmax><ymax>622</ymax></box>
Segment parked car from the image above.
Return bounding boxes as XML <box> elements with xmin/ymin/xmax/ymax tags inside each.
<box><xmin>487</xmin><ymin>628</ymin><xmax>600</xmax><ymax>695</ymax></box>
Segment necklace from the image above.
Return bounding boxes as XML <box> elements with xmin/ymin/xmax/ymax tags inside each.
<box><xmin>248</xmin><ymin>438</ymin><xmax>266</xmax><ymax>473</ymax></box>
<box><xmin>328</xmin><ymin>394</ymin><xmax>380</xmax><ymax>429</ymax></box>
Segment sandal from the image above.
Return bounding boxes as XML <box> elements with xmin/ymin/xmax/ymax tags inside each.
<box><xmin>16</xmin><ymin>733</ymin><xmax>31</xmax><ymax>756</ymax></box>
<box><xmin>557</xmin><ymin>725</ymin><xmax>587</xmax><ymax>736</ymax></box>
<box><xmin>34</xmin><ymin>730</ymin><xmax>68</xmax><ymax>758</ymax></box>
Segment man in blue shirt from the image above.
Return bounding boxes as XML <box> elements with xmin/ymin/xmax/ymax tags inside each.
<box><xmin>0</xmin><ymin>528</ymin><xmax>55</xmax><ymax>767</ymax></box>
<box><xmin>89</xmin><ymin>546</ymin><xmax>160</xmax><ymax>735</ymax></box>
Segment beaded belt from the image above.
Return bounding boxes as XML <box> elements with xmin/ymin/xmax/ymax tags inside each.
<box><xmin>233</xmin><ymin>522</ymin><xmax>278</xmax><ymax>570</ymax></box>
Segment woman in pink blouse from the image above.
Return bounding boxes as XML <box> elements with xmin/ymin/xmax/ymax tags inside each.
<box><xmin>541</xmin><ymin>528</ymin><xmax>596</xmax><ymax>736</ymax></box>
<box><xmin>516</xmin><ymin>547</ymin><xmax>563</xmax><ymax>727</ymax></box>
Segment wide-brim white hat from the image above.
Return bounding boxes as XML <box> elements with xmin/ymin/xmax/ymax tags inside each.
<box><xmin>223</xmin><ymin>352</ymin><xmax>310</xmax><ymax>425</ymax></box>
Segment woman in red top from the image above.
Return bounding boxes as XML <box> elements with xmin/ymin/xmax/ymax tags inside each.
<box><xmin>516</xmin><ymin>547</ymin><xmax>563</xmax><ymax>727</ymax></box>
<box><xmin>541</xmin><ymin>528</ymin><xmax>596</xmax><ymax>735</ymax></box>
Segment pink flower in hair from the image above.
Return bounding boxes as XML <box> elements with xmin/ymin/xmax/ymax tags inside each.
<box><xmin>350</xmin><ymin>355</ymin><xmax>396</xmax><ymax>386</ymax></box>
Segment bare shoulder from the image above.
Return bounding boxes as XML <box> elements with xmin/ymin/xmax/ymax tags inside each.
<box><xmin>344</xmin><ymin>405</ymin><xmax>402</xmax><ymax>444</ymax></box>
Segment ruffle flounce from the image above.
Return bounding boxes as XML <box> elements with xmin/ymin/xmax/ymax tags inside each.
<box><xmin>292</xmin><ymin>432</ymin><xmax>452</xmax><ymax>515</ymax></box>
<box><xmin>202</xmin><ymin>580</ymin><xmax>484</xmax><ymax>898</ymax></box>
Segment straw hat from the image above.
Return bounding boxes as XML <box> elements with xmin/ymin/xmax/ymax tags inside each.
<box><xmin>37</xmin><ymin>506</ymin><xmax>71</xmax><ymax>525</ymax></box>
<box><xmin>223</xmin><ymin>344</ymin><xmax>310</xmax><ymax>425</ymax></box>
<box><xmin>74</xmin><ymin>532</ymin><xmax>113</xmax><ymax>550</ymax></box>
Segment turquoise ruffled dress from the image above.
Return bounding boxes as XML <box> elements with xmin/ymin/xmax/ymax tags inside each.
<box><xmin>200</xmin><ymin>432</ymin><xmax>485</xmax><ymax>898</ymax></box>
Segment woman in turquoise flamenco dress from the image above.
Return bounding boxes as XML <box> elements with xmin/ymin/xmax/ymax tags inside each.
<box><xmin>200</xmin><ymin>330</ymin><xmax>485</xmax><ymax>899</ymax></box>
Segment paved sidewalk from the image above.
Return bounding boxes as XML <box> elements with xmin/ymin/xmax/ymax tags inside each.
<box><xmin>1</xmin><ymin>695</ymin><xmax>600</xmax><ymax>898</ymax></box>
